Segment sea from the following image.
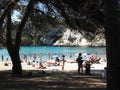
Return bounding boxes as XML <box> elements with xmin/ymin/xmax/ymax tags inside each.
<box><xmin>0</xmin><ymin>46</ymin><xmax>106</xmax><ymax>61</ymax></box>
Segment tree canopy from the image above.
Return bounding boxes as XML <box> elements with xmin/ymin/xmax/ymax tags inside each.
<box><xmin>0</xmin><ymin>0</ymin><xmax>105</xmax><ymax>46</ymax></box>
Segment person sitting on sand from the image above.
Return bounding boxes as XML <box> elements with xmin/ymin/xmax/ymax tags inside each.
<box><xmin>4</xmin><ymin>58</ymin><xmax>11</xmax><ymax>66</ymax></box>
<box><xmin>67</xmin><ymin>55</ymin><xmax>76</xmax><ymax>63</ymax></box>
<box><xmin>55</xmin><ymin>57</ymin><xmax>60</xmax><ymax>66</ymax></box>
<box><xmin>84</xmin><ymin>60</ymin><xmax>91</xmax><ymax>75</ymax></box>
<box><xmin>37</xmin><ymin>62</ymin><xmax>46</xmax><ymax>69</ymax></box>
<box><xmin>46</xmin><ymin>60</ymin><xmax>60</xmax><ymax>66</ymax></box>
<box><xmin>89</xmin><ymin>55</ymin><xmax>101</xmax><ymax>63</ymax></box>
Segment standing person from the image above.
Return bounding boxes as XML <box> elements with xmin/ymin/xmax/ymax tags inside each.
<box><xmin>39</xmin><ymin>53</ymin><xmax>42</xmax><ymax>62</ymax></box>
<box><xmin>1</xmin><ymin>54</ymin><xmax>4</xmax><ymax>61</ymax></box>
<box><xmin>23</xmin><ymin>54</ymin><xmax>27</xmax><ymax>62</ymax></box>
<box><xmin>61</xmin><ymin>54</ymin><xmax>65</xmax><ymax>70</ymax></box>
<box><xmin>76</xmin><ymin>53</ymin><xmax>83</xmax><ymax>74</ymax></box>
<box><xmin>48</xmin><ymin>53</ymin><xmax>51</xmax><ymax>60</ymax></box>
<box><xmin>33</xmin><ymin>53</ymin><xmax>37</xmax><ymax>61</ymax></box>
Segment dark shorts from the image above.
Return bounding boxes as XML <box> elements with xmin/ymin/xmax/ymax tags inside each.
<box><xmin>78</xmin><ymin>63</ymin><xmax>83</xmax><ymax>67</ymax></box>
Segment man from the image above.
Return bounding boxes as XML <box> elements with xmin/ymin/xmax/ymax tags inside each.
<box><xmin>76</xmin><ymin>53</ymin><xmax>83</xmax><ymax>74</ymax></box>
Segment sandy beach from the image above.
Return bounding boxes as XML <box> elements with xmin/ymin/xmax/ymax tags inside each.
<box><xmin>0</xmin><ymin>60</ymin><xmax>107</xmax><ymax>76</ymax></box>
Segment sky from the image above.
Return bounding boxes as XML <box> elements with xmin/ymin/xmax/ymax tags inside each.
<box><xmin>12</xmin><ymin>10</ymin><xmax>21</xmax><ymax>22</ymax></box>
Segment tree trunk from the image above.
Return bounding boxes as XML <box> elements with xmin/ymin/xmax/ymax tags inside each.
<box><xmin>6</xmin><ymin>8</ymin><xmax>22</xmax><ymax>75</ymax></box>
<box><xmin>13</xmin><ymin>0</ymin><xmax>34</xmax><ymax>75</ymax></box>
<box><xmin>8</xmin><ymin>48</ymin><xmax>22</xmax><ymax>75</ymax></box>
<box><xmin>104</xmin><ymin>0</ymin><xmax>120</xmax><ymax>89</ymax></box>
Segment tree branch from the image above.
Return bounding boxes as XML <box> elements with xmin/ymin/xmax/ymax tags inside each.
<box><xmin>14</xmin><ymin>0</ymin><xmax>35</xmax><ymax>50</ymax></box>
<box><xmin>0</xmin><ymin>0</ymin><xmax>19</xmax><ymax>29</ymax></box>
<box><xmin>0</xmin><ymin>0</ymin><xmax>19</xmax><ymax>42</ymax></box>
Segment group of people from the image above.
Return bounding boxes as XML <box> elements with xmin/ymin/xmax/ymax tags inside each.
<box><xmin>76</xmin><ymin>53</ymin><xmax>94</xmax><ymax>75</ymax></box>
<box><xmin>76</xmin><ymin>52</ymin><xmax>104</xmax><ymax>75</ymax></box>
<box><xmin>20</xmin><ymin>53</ymin><xmax>66</xmax><ymax>70</ymax></box>
<box><xmin>1</xmin><ymin>52</ymin><xmax>102</xmax><ymax>74</ymax></box>
<box><xmin>43</xmin><ymin>54</ymin><xmax>66</xmax><ymax>70</ymax></box>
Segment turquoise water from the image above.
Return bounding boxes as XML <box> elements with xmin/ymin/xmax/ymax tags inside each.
<box><xmin>0</xmin><ymin>46</ymin><xmax>106</xmax><ymax>61</ymax></box>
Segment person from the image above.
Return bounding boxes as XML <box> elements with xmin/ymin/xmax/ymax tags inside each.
<box><xmin>23</xmin><ymin>54</ymin><xmax>27</xmax><ymax>62</ymax></box>
<box><xmin>4</xmin><ymin>58</ymin><xmax>10</xmax><ymax>66</ymax></box>
<box><xmin>1</xmin><ymin>54</ymin><xmax>4</xmax><ymax>61</ymax></box>
<box><xmin>55</xmin><ymin>57</ymin><xmax>60</xmax><ymax>65</ymax></box>
<box><xmin>32</xmin><ymin>60</ymin><xmax>35</xmax><ymax>67</ymax></box>
<box><xmin>24</xmin><ymin>55</ymin><xmax>27</xmax><ymax>61</ymax></box>
<box><xmin>48</xmin><ymin>53</ymin><xmax>51</xmax><ymax>60</ymax></box>
<box><xmin>89</xmin><ymin>55</ymin><xmax>101</xmax><ymax>63</ymax></box>
<box><xmin>84</xmin><ymin>60</ymin><xmax>91</xmax><ymax>75</ymax></box>
<box><xmin>39</xmin><ymin>53</ymin><xmax>42</xmax><ymax>62</ymax></box>
<box><xmin>55</xmin><ymin>57</ymin><xmax>60</xmax><ymax>62</ymax></box>
<box><xmin>68</xmin><ymin>55</ymin><xmax>76</xmax><ymax>63</ymax></box>
<box><xmin>33</xmin><ymin>53</ymin><xmax>37</xmax><ymax>61</ymax></box>
<box><xmin>61</xmin><ymin>54</ymin><xmax>65</xmax><ymax>70</ymax></box>
<box><xmin>37</xmin><ymin>62</ymin><xmax>46</xmax><ymax>69</ymax></box>
<box><xmin>76</xmin><ymin>53</ymin><xmax>83</xmax><ymax>74</ymax></box>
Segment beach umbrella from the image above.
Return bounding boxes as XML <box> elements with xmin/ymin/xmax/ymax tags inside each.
<box><xmin>82</xmin><ymin>53</ymin><xmax>91</xmax><ymax>61</ymax></box>
<box><xmin>51</xmin><ymin>54</ymin><xmax>59</xmax><ymax>60</ymax></box>
<box><xmin>75</xmin><ymin>53</ymin><xmax>79</xmax><ymax>56</ymax></box>
<box><xmin>52</xmin><ymin>55</ymin><xmax>58</xmax><ymax>58</ymax></box>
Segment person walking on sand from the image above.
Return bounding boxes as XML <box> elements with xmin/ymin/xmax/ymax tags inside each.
<box><xmin>76</xmin><ymin>53</ymin><xmax>83</xmax><ymax>74</ymax></box>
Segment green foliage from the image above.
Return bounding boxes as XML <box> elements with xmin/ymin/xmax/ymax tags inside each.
<box><xmin>68</xmin><ymin>36</ymin><xmax>76</xmax><ymax>43</ymax></box>
<box><xmin>59</xmin><ymin>39</ymin><xmax>64</xmax><ymax>43</ymax></box>
<box><xmin>0</xmin><ymin>0</ymin><xmax>105</xmax><ymax>47</ymax></box>
<box><xmin>21</xmin><ymin>36</ymin><xmax>30</xmax><ymax>45</ymax></box>
<box><xmin>91</xmin><ymin>38</ymin><xmax>98</xmax><ymax>43</ymax></box>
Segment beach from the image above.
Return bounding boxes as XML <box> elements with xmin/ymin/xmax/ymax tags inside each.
<box><xmin>0</xmin><ymin>60</ymin><xmax>107</xmax><ymax>76</ymax></box>
<box><xmin>0</xmin><ymin>46</ymin><xmax>107</xmax><ymax>76</ymax></box>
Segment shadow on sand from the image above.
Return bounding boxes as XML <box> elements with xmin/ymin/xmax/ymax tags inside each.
<box><xmin>0</xmin><ymin>70</ymin><xmax>106</xmax><ymax>90</ymax></box>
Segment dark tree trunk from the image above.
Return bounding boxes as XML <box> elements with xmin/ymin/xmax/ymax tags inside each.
<box><xmin>104</xmin><ymin>0</ymin><xmax>120</xmax><ymax>89</ymax></box>
<box><xmin>8</xmin><ymin>48</ymin><xmax>22</xmax><ymax>75</ymax></box>
<box><xmin>6</xmin><ymin>0</ymin><xmax>35</xmax><ymax>76</ymax></box>
<box><xmin>10</xmin><ymin>50</ymin><xmax>22</xmax><ymax>75</ymax></box>
<box><xmin>7</xmin><ymin>8</ymin><xmax>22</xmax><ymax>75</ymax></box>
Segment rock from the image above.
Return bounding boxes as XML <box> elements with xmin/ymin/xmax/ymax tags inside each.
<box><xmin>39</xmin><ymin>27</ymin><xmax>106</xmax><ymax>47</ymax></box>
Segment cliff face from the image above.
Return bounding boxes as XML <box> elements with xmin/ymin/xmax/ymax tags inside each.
<box><xmin>0</xmin><ymin>26</ymin><xmax>106</xmax><ymax>47</ymax></box>
<box><xmin>40</xmin><ymin>27</ymin><xmax>106</xmax><ymax>47</ymax></box>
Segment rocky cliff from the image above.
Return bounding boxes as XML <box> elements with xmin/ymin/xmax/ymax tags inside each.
<box><xmin>0</xmin><ymin>26</ymin><xmax>106</xmax><ymax>47</ymax></box>
<box><xmin>40</xmin><ymin>27</ymin><xmax>106</xmax><ymax>47</ymax></box>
